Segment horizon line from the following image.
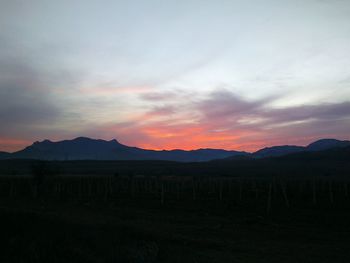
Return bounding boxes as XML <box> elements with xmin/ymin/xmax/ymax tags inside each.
<box><xmin>1</xmin><ymin>136</ymin><xmax>348</xmax><ymax>154</ymax></box>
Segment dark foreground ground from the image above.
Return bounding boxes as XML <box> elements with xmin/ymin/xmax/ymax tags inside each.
<box><xmin>1</xmin><ymin>196</ymin><xmax>350</xmax><ymax>263</ymax></box>
<box><xmin>1</xmin><ymin>152</ymin><xmax>350</xmax><ymax>262</ymax></box>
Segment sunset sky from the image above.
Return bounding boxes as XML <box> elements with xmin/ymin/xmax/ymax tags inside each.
<box><xmin>1</xmin><ymin>0</ymin><xmax>350</xmax><ymax>152</ymax></box>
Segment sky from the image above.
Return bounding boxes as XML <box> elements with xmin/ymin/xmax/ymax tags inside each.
<box><xmin>1</xmin><ymin>0</ymin><xmax>350</xmax><ymax>152</ymax></box>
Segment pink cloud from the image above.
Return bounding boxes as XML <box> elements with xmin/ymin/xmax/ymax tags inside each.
<box><xmin>1</xmin><ymin>89</ymin><xmax>350</xmax><ymax>153</ymax></box>
<box><xmin>79</xmin><ymin>85</ymin><xmax>153</xmax><ymax>95</ymax></box>
<box><xmin>83</xmin><ymin>90</ymin><xmax>350</xmax><ymax>152</ymax></box>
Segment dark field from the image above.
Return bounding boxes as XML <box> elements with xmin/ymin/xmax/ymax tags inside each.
<box><xmin>1</xmin><ymin>156</ymin><xmax>350</xmax><ymax>262</ymax></box>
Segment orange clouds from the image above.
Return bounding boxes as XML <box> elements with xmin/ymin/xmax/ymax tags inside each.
<box><xmin>83</xmin><ymin>90</ymin><xmax>350</xmax><ymax>153</ymax></box>
<box><xmin>96</xmin><ymin>118</ymin><xmax>263</xmax><ymax>152</ymax></box>
<box><xmin>1</xmin><ymin>89</ymin><xmax>350</xmax><ymax>153</ymax></box>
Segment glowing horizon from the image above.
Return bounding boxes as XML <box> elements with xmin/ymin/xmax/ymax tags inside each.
<box><xmin>2</xmin><ymin>134</ymin><xmax>349</xmax><ymax>154</ymax></box>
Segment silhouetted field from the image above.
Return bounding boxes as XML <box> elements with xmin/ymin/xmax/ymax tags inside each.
<box><xmin>1</xmin><ymin>153</ymin><xmax>350</xmax><ymax>262</ymax></box>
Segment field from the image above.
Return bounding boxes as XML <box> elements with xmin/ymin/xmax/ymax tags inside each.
<box><xmin>0</xmin><ymin>157</ymin><xmax>350</xmax><ymax>262</ymax></box>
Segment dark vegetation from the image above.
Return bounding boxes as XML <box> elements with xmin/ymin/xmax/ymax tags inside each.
<box><xmin>0</xmin><ymin>146</ymin><xmax>350</xmax><ymax>262</ymax></box>
<box><xmin>1</xmin><ymin>145</ymin><xmax>349</xmax><ymax>177</ymax></box>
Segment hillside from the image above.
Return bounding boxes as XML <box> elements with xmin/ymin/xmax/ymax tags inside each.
<box><xmin>4</xmin><ymin>137</ymin><xmax>246</xmax><ymax>162</ymax></box>
<box><xmin>0</xmin><ymin>137</ymin><xmax>349</xmax><ymax>162</ymax></box>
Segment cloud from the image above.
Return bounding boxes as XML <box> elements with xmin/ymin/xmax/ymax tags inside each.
<box><xmin>263</xmin><ymin>102</ymin><xmax>350</xmax><ymax>125</ymax></box>
<box><xmin>139</xmin><ymin>91</ymin><xmax>177</xmax><ymax>101</ymax></box>
<box><xmin>0</xmin><ymin>40</ymin><xmax>84</xmax><ymax>150</ymax></box>
<box><xmin>1</xmin><ymin>58</ymin><xmax>349</xmax><ymax>154</ymax></box>
<box><xmin>142</xmin><ymin>106</ymin><xmax>176</xmax><ymax>119</ymax></box>
<box><xmin>198</xmin><ymin>90</ymin><xmax>266</xmax><ymax>117</ymax></box>
<box><xmin>1</xmin><ymin>0</ymin><xmax>350</xmax><ymax>153</ymax></box>
<box><xmin>196</xmin><ymin>90</ymin><xmax>350</xmax><ymax>129</ymax></box>
<box><xmin>0</xmin><ymin>58</ymin><xmax>61</xmax><ymax>137</ymax></box>
<box><xmin>82</xmin><ymin>89</ymin><xmax>350</xmax><ymax>152</ymax></box>
<box><xmin>196</xmin><ymin>90</ymin><xmax>272</xmax><ymax>127</ymax></box>
<box><xmin>80</xmin><ymin>85</ymin><xmax>153</xmax><ymax>96</ymax></box>
<box><xmin>195</xmin><ymin>90</ymin><xmax>350</xmax><ymax>148</ymax></box>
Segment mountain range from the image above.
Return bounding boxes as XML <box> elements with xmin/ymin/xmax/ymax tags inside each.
<box><xmin>0</xmin><ymin>137</ymin><xmax>349</xmax><ymax>162</ymax></box>
<box><xmin>252</xmin><ymin>139</ymin><xmax>350</xmax><ymax>158</ymax></box>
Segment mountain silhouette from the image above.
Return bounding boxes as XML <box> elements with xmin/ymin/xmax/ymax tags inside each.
<box><xmin>4</xmin><ymin>137</ymin><xmax>247</xmax><ymax>162</ymax></box>
<box><xmin>275</xmin><ymin>145</ymin><xmax>350</xmax><ymax>162</ymax></box>
<box><xmin>252</xmin><ymin>138</ymin><xmax>350</xmax><ymax>158</ymax></box>
<box><xmin>306</xmin><ymin>138</ymin><xmax>350</xmax><ymax>151</ymax></box>
<box><xmin>0</xmin><ymin>137</ymin><xmax>349</xmax><ymax>161</ymax></box>
<box><xmin>253</xmin><ymin>145</ymin><xmax>305</xmax><ymax>158</ymax></box>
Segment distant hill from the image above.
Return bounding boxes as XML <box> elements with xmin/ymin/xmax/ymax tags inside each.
<box><xmin>0</xmin><ymin>137</ymin><xmax>349</xmax><ymax>162</ymax></box>
<box><xmin>275</xmin><ymin>145</ymin><xmax>350</xmax><ymax>162</ymax></box>
<box><xmin>0</xmin><ymin>152</ymin><xmax>10</xmax><ymax>159</ymax></box>
<box><xmin>253</xmin><ymin>145</ymin><xmax>305</xmax><ymax>158</ymax></box>
<box><xmin>3</xmin><ymin>137</ymin><xmax>246</xmax><ymax>162</ymax></box>
<box><xmin>252</xmin><ymin>139</ymin><xmax>350</xmax><ymax>158</ymax></box>
<box><xmin>2</xmin><ymin>146</ymin><xmax>349</xmax><ymax>178</ymax></box>
<box><xmin>306</xmin><ymin>139</ymin><xmax>350</xmax><ymax>151</ymax></box>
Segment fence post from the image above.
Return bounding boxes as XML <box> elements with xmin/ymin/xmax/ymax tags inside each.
<box><xmin>219</xmin><ymin>179</ymin><xmax>223</xmax><ymax>201</ymax></box>
<box><xmin>312</xmin><ymin>177</ymin><xmax>317</xmax><ymax>205</ymax></box>
<box><xmin>192</xmin><ymin>179</ymin><xmax>196</xmax><ymax>201</ymax></box>
<box><xmin>329</xmin><ymin>180</ymin><xmax>334</xmax><ymax>204</ymax></box>
<box><xmin>238</xmin><ymin>179</ymin><xmax>242</xmax><ymax>201</ymax></box>
<box><xmin>280</xmin><ymin>180</ymin><xmax>289</xmax><ymax>208</ymax></box>
<box><xmin>267</xmin><ymin>182</ymin><xmax>273</xmax><ymax>213</ymax></box>
<box><xmin>161</xmin><ymin>181</ymin><xmax>165</xmax><ymax>205</ymax></box>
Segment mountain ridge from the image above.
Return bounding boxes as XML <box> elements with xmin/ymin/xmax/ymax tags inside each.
<box><xmin>5</xmin><ymin>137</ymin><xmax>247</xmax><ymax>162</ymax></box>
<box><xmin>252</xmin><ymin>138</ymin><xmax>350</xmax><ymax>158</ymax></box>
<box><xmin>0</xmin><ymin>137</ymin><xmax>349</xmax><ymax>162</ymax></box>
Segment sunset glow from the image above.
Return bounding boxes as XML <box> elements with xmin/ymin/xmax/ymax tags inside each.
<box><xmin>1</xmin><ymin>1</ymin><xmax>350</xmax><ymax>153</ymax></box>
